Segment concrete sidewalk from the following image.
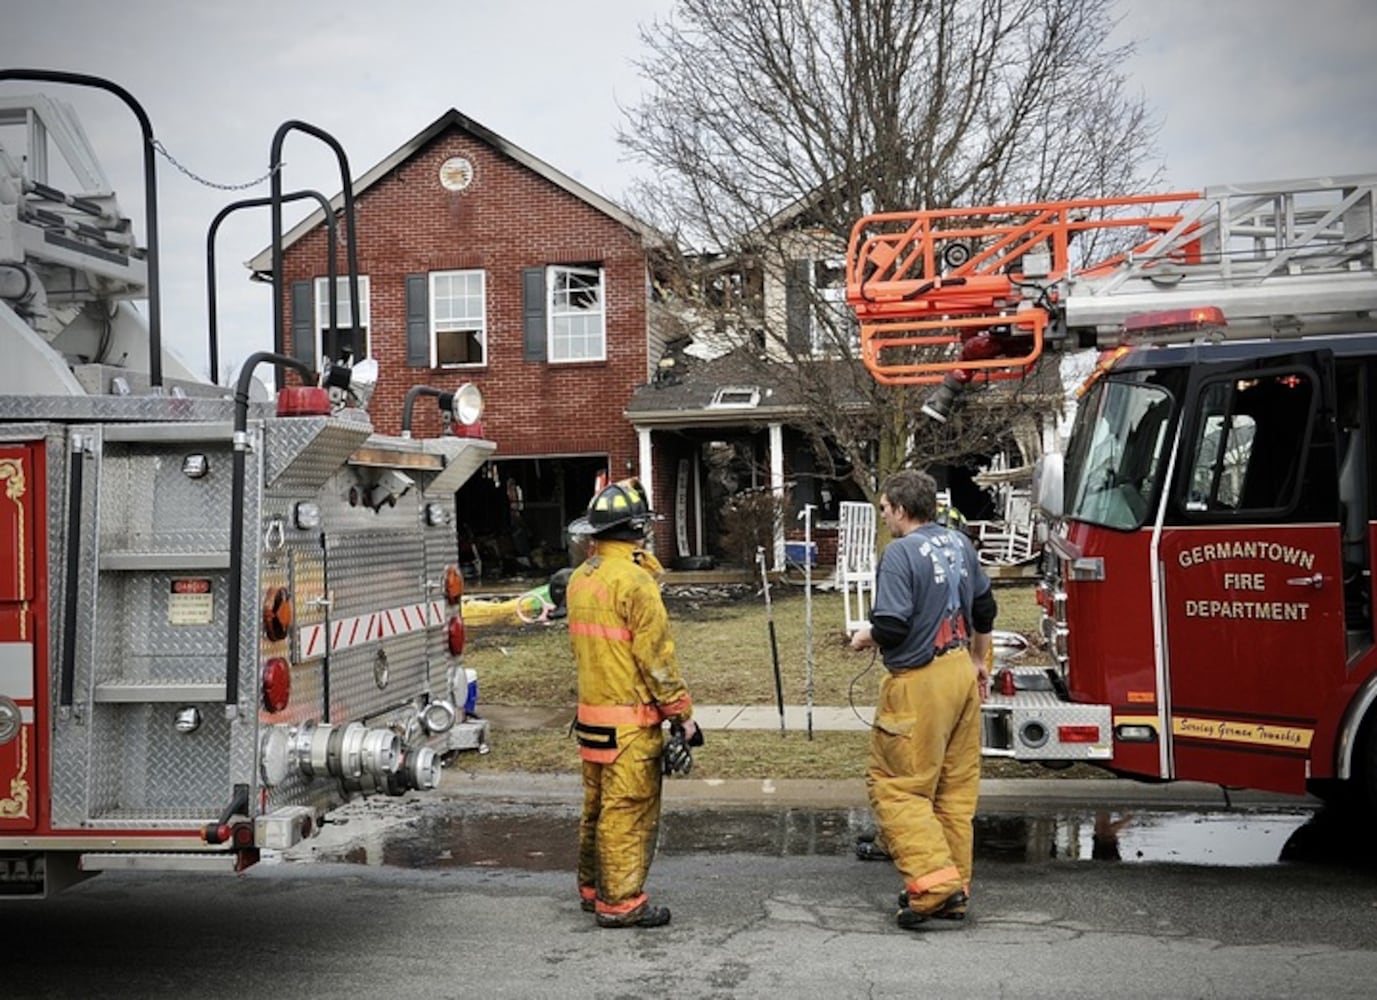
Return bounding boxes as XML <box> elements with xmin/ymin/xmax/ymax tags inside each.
<box><xmin>439</xmin><ymin>770</ymin><xmax>1314</xmax><ymax>810</ymax></box>
<box><xmin>481</xmin><ymin>703</ymin><xmax>873</xmax><ymax>732</ymax></box>
<box><xmin>465</xmin><ymin>704</ymin><xmax>1317</xmax><ymax>810</ymax></box>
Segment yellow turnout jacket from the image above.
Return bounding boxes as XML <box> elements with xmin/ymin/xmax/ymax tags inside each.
<box><xmin>567</xmin><ymin>540</ymin><xmax>693</xmax><ymax>762</ymax></box>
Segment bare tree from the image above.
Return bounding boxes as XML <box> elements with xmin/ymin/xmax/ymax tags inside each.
<box><xmin>620</xmin><ymin>0</ymin><xmax>1162</xmax><ymax>498</ymax></box>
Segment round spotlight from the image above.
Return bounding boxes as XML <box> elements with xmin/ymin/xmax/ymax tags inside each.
<box><xmin>452</xmin><ymin>383</ymin><xmax>484</xmax><ymax>425</ymax></box>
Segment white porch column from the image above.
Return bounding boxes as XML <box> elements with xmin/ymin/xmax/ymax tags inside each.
<box><xmin>769</xmin><ymin>421</ymin><xmax>785</xmax><ymax>569</ymax></box>
<box><xmin>693</xmin><ymin>448</ymin><xmax>703</xmax><ymax>556</ymax></box>
<box><xmin>637</xmin><ymin>425</ymin><xmax>654</xmax><ymax>550</ymax></box>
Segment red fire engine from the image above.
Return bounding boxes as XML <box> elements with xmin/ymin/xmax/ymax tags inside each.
<box><xmin>0</xmin><ymin>72</ymin><xmax>493</xmax><ymax>897</ymax></box>
<box><xmin>846</xmin><ymin>175</ymin><xmax>1377</xmax><ymax>811</ymax></box>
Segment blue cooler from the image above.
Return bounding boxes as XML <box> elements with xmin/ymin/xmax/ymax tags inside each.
<box><xmin>463</xmin><ymin>668</ymin><xmax>479</xmax><ymax>716</ymax></box>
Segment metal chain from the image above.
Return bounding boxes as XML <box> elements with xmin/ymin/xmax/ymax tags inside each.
<box><xmin>150</xmin><ymin>137</ymin><xmax>283</xmax><ymax>191</ymax></box>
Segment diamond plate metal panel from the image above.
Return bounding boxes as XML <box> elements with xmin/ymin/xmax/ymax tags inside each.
<box><xmin>266</xmin><ymin>414</ymin><xmax>373</xmax><ymax>491</ymax></box>
<box><xmin>0</xmin><ymin>395</ymin><xmax>243</xmax><ymax>424</ymax></box>
<box><xmin>422</xmin><ymin>436</ymin><xmax>497</xmax><ymax>495</ymax></box>
<box><xmin>97</xmin><ymin>438</ymin><xmax>235</xmax><ymax>556</ymax></box>
<box><xmin>0</xmin><ymin>422</ymin><xmax>59</xmax><ymax>444</ymax></box>
<box><xmin>86</xmin><ymin>703</ymin><xmax>232</xmax><ymax>820</ymax></box>
<box><xmin>92</xmin><ymin>569</ymin><xmax>231</xmax><ymax>685</ymax></box>
<box><xmin>326</xmin><ymin>518</ymin><xmax>429</xmax><ymax>720</ymax></box>
<box><xmin>49</xmin><ymin>426</ymin><xmax>98</xmax><ymax>828</ymax></box>
<box><xmin>30</xmin><ymin>404</ymin><xmax>486</xmax><ymax>829</ymax></box>
<box><xmin>74</xmin><ymin>425</ymin><xmax>264</xmax><ymax>824</ymax></box>
<box><xmin>256</xmin><ymin>521</ymin><xmax>332</xmax><ymax>737</ymax></box>
<box><xmin>982</xmin><ymin>698</ymin><xmax>1114</xmax><ymax>762</ymax></box>
<box><xmin>329</xmin><ymin>518</ymin><xmax>427</xmax><ymax>617</ymax></box>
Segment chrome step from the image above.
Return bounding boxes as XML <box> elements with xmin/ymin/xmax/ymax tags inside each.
<box><xmin>79</xmin><ymin>851</ymin><xmax>238</xmax><ymax>873</ymax></box>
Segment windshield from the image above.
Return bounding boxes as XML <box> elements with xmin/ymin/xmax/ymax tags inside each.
<box><xmin>1064</xmin><ymin>376</ymin><xmax>1175</xmax><ymax>530</ymax></box>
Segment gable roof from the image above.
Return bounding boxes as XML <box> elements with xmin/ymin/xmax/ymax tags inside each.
<box><xmin>624</xmin><ymin>345</ymin><xmax>1066</xmax><ymax>428</ymax></box>
<box><xmin>624</xmin><ymin>347</ymin><xmax>863</xmax><ymax>427</ymax></box>
<box><xmin>246</xmin><ymin>107</ymin><xmax>669</xmax><ymax>274</ymax></box>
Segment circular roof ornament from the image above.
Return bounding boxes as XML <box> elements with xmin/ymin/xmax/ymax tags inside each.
<box><xmin>439</xmin><ymin>156</ymin><xmax>474</xmax><ymax>191</ymax></box>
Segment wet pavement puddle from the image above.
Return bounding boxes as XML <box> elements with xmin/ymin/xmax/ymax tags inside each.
<box><xmin>314</xmin><ymin>803</ymin><xmax>1366</xmax><ymax>872</ymax></box>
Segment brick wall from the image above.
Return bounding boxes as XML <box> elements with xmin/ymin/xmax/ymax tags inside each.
<box><xmin>279</xmin><ymin>125</ymin><xmax>650</xmax><ymax>476</ymax></box>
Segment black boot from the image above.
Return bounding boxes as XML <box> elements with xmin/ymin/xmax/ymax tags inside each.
<box><xmin>854</xmin><ymin>834</ymin><xmax>891</xmax><ymax>861</ymax></box>
<box><xmin>596</xmin><ymin>903</ymin><xmax>671</xmax><ymax>928</ymax></box>
<box><xmin>897</xmin><ymin>889</ymin><xmax>968</xmax><ymax>929</ymax></box>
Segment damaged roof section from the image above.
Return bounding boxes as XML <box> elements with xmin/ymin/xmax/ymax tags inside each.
<box><xmin>625</xmin><ymin>345</ymin><xmax>870</xmax><ymax>427</ymax></box>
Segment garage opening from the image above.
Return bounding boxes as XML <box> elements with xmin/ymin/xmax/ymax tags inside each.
<box><xmin>456</xmin><ymin>455</ymin><xmax>608</xmax><ymax>583</ymax></box>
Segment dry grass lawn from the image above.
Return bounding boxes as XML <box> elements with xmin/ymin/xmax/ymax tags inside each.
<box><xmin>459</xmin><ymin>579</ymin><xmax>1091</xmax><ymax>779</ymax></box>
<box><xmin>468</xmin><ymin>580</ymin><xmax>1046</xmax><ymax>707</ymax></box>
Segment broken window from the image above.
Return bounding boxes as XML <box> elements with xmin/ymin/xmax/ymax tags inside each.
<box><xmin>548</xmin><ymin>264</ymin><xmax>605</xmax><ymax>362</ymax></box>
<box><xmin>314</xmin><ymin>274</ymin><xmax>370</xmax><ymax>362</ymax></box>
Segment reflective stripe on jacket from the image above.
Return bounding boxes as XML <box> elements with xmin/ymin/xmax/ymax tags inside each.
<box><xmin>568</xmin><ymin>539</ymin><xmax>693</xmax><ymax>762</ymax></box>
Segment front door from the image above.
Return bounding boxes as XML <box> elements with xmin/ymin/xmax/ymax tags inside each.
<box><xmin>1161</xmin><ymin>353</ymin><xmax>1346</xmax><ymax>795</ymax></box>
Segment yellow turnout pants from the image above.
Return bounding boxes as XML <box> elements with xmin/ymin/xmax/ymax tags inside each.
<box><xmin>578</xmin><ymin>728</ymin><xmax>664</xmax><ymax>920</ymax></box>
<box><xmin>866</xmin><ymin>648</ymin><xmax>981</xmax><ymax>910</ymax></box>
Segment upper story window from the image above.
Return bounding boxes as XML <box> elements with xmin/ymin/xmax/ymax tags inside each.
<box><xmin>786</xmin><ymin>257</ymin><xmax>858</xmax><ymax>359</ymax></box>
<box><xmin>548</xmin><ymin>265</ymin><xmax>605</xmax><ymax>362</ymax></box>
<box><xmin>313</xmin><ymin>275</ymin><xmax>370</xmax><ymax>362</ymax></box>
<box><xmin>430</xmin><ymin>269</ymin><xmax>486</xmax><ymax>366</ymax></box>
<box><xmin>811</xmin><ymin>258</ymin><xmax>858</xmax><ymax>357</ymax></box>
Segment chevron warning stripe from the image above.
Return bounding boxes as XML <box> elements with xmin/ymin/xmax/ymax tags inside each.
<box><xmin>297</xmin><ymin>600</ymin><xmax>446</xmax><ymax>660</ymax></box>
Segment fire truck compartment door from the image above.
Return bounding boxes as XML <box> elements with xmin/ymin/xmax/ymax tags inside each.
<box><xmin>1160</xmin><ymin>352</ymin><xmax>1343</xmax><ymax>795</ymax></box>
<box><xmin>1</xmin><ymin>443</ymin><xmax>40</xmax><ymax>831</ymax></box>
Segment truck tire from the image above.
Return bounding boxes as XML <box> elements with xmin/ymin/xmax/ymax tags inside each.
<box><xmin>1352</xmin><ymin>713</ymin><xmax>1377</xmax><ymax>820</ymax></box>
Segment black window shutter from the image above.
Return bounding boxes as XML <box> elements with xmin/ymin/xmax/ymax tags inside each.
<box><xmin>405</xmin><ymin>274</ymin><xmax>430</xmax><ymax>367</ymax></box>
<box><xmin>785</xmin><ymin>259</ymin><xmax>811</xmax><ymax>353</ymax></box>
<box><xmin>522</xmin><ymin>266</ymin><xmax>547</xmax><ymax>362</ymax></box>
<box><xmin>290</xmin><ymin>280</ymin><xmax>316</xmax><ymax>369</ymax></box>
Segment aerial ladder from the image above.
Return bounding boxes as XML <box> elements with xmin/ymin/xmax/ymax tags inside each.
<box><xmin>844</xmin><ymin>175</ymin><xmax>1377</xmax><ymax>419</ymax></box>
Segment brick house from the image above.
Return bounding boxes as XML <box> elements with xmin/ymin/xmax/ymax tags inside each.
<box><xmin>247</xmin><ymin>109</ymin><xmax>1053</xmax><ymax>581</ymax></box>
<box><xmin>247</xmin><ymin>109</ymin><xmax>675</xmax><ymax>577</ymax></box>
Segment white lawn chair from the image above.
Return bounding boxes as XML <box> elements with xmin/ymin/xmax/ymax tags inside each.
<box><xmin>836</xmin><ymin>501</ymin><xmax>876</xmax><ymax>633</ymax></box>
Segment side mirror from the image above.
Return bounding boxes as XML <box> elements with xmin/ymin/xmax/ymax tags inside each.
<box><xmin>1032</xmin><ymin>452</ymin><xmax>1064</xmax><ymax>520</ymax></box>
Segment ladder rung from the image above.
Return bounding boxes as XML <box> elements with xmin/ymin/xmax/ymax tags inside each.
<box><xmin>99</xmin><ymin>551</ymin><xmax>230</xmax><ymax>571</ymax></box>
<box><xmin>92</xmin><ymin>682</ymin><xmax>226</xmax><ymax>703</ymax></box>
<box><xmin>103</xmin><ymin>422</ymin><xmax>234</xmax><ymax>443</ymax></box>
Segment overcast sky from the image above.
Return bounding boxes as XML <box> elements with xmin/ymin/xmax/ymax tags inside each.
<box><xmin>5</xmin><ymin>0</ymin><xmax>1376</xmax><ymax>381</ymax></box>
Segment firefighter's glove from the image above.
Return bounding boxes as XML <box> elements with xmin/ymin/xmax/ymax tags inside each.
<box><xmin>662</xmin><ymin>724</ymin><xmax>695</xmax><ymax>777</ymax></box>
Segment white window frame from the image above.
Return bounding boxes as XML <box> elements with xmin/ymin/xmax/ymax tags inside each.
<box><xmin>429</xmin><ymin>269</ymin><xmax>487</xmax><ymax>367</ymax></box>
<box><xmin>314</xmin><ymin>274</ymin><xmax>371</xmax><ymax>363</ymax></box>
<box><xmin>710</xmin><ymin>385</ymin><xmax>761</xmax><ymax>408</ymax></box>
<box><xmin>547</xmin><ymin>264</ymin><xmax>606</xmax><ymax>363</ymax></box>
<box><xmin>811</xmin><ymin>258</ymin><xmax>858</xmax><ymax>357</ymax></box>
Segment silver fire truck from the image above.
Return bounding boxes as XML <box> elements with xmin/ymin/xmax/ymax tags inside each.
<box><xmin>0</xmin><ymin>71</ymin><xmax>494</xmax><ymax>898</ymax></box>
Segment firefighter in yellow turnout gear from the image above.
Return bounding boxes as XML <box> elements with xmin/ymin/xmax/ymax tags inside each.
<box><xmin>566</xmin><ymin>479</ymin><xmax>696</xmax><ymax>928</ymax></box>
<box><xmin>851</xmin><ymin>470</ymin><xmax>995</xmax><ymax>929</ymax></box>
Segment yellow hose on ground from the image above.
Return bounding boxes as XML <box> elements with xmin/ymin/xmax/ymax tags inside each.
<box><xmin>462</xmin><ymin>587</ymin><xmax>554</xmax><ymax>627</ymax></box>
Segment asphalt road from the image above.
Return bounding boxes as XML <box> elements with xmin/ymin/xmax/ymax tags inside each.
<box><xmin>5</xmin><ymin>779</ymin><xmax>1376</xmax><ymax>999</ymax></box>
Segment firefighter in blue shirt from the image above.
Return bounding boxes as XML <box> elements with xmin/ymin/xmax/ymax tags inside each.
<box><xmin>850</xmin><ymin>469</ymin><xmax>995</xmax><ymax>928</ymax></box>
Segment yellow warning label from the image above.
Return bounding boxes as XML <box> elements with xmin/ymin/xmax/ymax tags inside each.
<box><xmin>1171</xmin><ymin>716</ymin><xmax>1312</xmax><ymax>750</ymax></box>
